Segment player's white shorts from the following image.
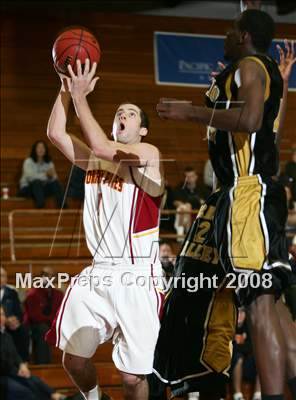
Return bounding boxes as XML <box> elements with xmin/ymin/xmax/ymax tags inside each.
<box><xmin>46</xmin><ymin>264</ymin><xmax>164</xmax><ymax>375</ymax></box>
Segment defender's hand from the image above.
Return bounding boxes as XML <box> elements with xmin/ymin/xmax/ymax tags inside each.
<box><xmin>277</xmin><ymin>39</ymin><xmax>296</xmax><ymax>84</ymax></box>
<box><xmin>156</xmin><ymin>98</ymin><xmax>194</xmax><ymax>121</ymax></box>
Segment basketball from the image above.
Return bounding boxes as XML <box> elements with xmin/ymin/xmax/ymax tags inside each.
<box><xmin>52</xmin><ymin>28</ymin><xmax>101</xmax><ymax>75</ymax></box>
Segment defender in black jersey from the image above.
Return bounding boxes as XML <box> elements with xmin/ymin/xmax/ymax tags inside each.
<box><xmin>155</xmin><ymin>9</ymin><xmax>296</xmax><ymax>400</ymax></box>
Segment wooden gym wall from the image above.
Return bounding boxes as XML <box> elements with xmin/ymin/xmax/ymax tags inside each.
<box><xmin>1</xmin><ymin>9</ymin><xmax>296</xmax><ymax>189</ymax></box>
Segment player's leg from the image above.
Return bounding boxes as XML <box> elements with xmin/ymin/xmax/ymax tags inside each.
<box><xmin>246</xmin><ymin>294</ymin><xmax>286</xmax><ymax>399</ymax></box>
<box><xmin>63</xmin><ymin>352</ymin><xmax>101</xmax><ymax>400</ymax></box>
<box><xmin>232</xmin><ymin>357</ymin><xmax>245</xmax><ymax>400</ymax></box>
<box><xmin>46</xmin><ymin>267</ymin><xmax>116</xmax><ymax>400</ymax></box>
<box><xmin>276</xmin><ymin>297</ymin><xmax>296</xmax><ymax>397</ymax></box>
<box><xmin>113</xmin><ymin>269</ymin><xmax>163</xmax><ymax>400</ymax></box>
<box><xmin>120</xmin><ymin>372</ymin><xmax>148</xmax><ymax>400</ymax></box>
<box><xmin>252</xmin><ymin>375</ymin><xmax>261</xmax><ymax>400</ymax></box>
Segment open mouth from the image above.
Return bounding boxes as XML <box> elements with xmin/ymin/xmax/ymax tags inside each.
<box><xmin>119</xmin><ymin>122</ymin><xmax>125</xmax><ymax>132</ymax></box>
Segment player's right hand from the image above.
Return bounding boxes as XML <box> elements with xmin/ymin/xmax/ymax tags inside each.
<box><xmin>53</xmin><ymin>64</ymin><xmax>72</xmax><ymax>93</ymax></box>
<box><xmin>276</xmin><ymin>39</ymin><xmax>296</xmax><ymax>84</ymax></box>
<box><xmin>210</xmin><ymin>61</ymin><xmax>226</xmax><ymax>78</ymax></box>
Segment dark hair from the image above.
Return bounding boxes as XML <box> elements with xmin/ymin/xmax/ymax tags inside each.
<box><xmin>30</xmin><ymin>140</ymin><xmax>51</xmax><ymax>163</ymax></box>
<box><xmin>159</xmin><ymin>240</ymin><xmax>172</xmax><ymax>248</ymax></box>
<box><xmin>184</xmin><ymin>166</ymin><xmax>196</xmax><ymax>173</ymax></box>
<box><xmin>237</xmin><ymin>9</ymin><xmax>275</xmax><ymax>52</ymax></box>
<box><xmin>139</xmin><ymin>109</ymin><xmax>149</xmax><ymax>130</ymax></box>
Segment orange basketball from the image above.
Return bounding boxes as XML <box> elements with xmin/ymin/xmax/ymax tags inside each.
<box><xmin>52</xmin><ymin>27</ymin><xmax>101</xmax><ymax>75</ymax></box>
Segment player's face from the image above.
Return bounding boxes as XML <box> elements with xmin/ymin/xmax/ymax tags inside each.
<box><xmin>224</xmin><ymin>22</ymin><xmax>242</xmax><ymax>61</ymax></box>
<box><xmin>113</xmin><ymin>104</ymin><xmax>146</xmax><ymax>144</ymax></box>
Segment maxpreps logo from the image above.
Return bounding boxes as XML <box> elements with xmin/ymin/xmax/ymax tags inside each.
<box><xmin>178</xmin><ymin>60</ymin><xmax>213</xmax><ymax>81</ymax></box>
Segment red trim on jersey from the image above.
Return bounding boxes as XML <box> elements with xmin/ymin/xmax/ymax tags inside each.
<box><xmin>45</xmin><ymin>277</ymin><xmax>77</xmax><ymax>347</ymax></box>
<box><xmin>129</xmin><ymin>166</ymin><xmax>162</xmax><ymax>234</ymax></box>
<box><xmin>151</xmin><ymin>264</ymin><xmax>165</xmax><ymax>319</ymax></box>
<box><xmin>128</xmin><ymin>187</ymin><xmax>137</xmax><ymax>264</ymax></box>
<box><xmin>133</xmin><ymin>189</ymin><xmax>162</xmax><ymax>234</ymax></box>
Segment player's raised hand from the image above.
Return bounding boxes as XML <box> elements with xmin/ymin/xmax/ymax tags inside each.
<box><xmin>67</xmin><ymin>59</ymin><xmax>99</xmax><ymax>99</ymax></box>
<box><xmin>210</xmin><ymin>61</ymin><xmax>226</xmax><ymax>78</ymax></box>
<box><xmin>53</xmin><ymin>64</ymin><xmax>72</xmax><ymax>93</ymax></box>
<box><xmin>156</xmin><ymin>98</ymin><xmax>194</xmax><ymax>121</ymax></box>
<box><xmin>276</xmin><ymin>40</ymin><xmax>296</xmax><ymax>83</ymax></box>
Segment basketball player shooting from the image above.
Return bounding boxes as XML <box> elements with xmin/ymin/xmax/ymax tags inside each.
<box><xmin>46</xmin><ymin>58</ymin><xmax>165</xmax><ymax>400</ymax></box>
<box><xmin>156</xmin><ymin>9</ymin><xmax>296</xmax><ymax>400</ymax></box>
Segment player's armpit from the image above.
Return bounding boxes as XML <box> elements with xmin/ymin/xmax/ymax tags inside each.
<box><xmin>236</xmin><ymin>58</ymin><xmax>267</xmax><ymax>133</ymax></box>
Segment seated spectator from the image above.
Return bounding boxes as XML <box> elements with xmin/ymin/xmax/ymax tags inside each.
<box><xmin>18</xmin><ymin>140</ymin><xmax>64</xmax><ymax>208</ymax></box>
<box><xmin>231</xmin><ymin>308</ymin><xmax>261</xmax><ymax>400</ymax></box>
<box><xmin>160</xmin><ymin>180</ymin><xmax>175</xmax><ymax>232</ymax></box>
<box><xmin>0</xmin><ymin>267</ymin><xmax>30</xmax><ymax>362</ymax></box>
<box><xmin>173</xmin><ymin>167</ymin><xmax>211</xmax><ymax>239</ymax></box>
<box><xmin>284</xmin><ymin>145</ymin><xmax>296</xmax><ymax>202</ymax></box>
<box><xmin>24</xmin><ymin>267</ymin><xmax>63</xmax><ymax>364</ymax></box>
<box><xmin>159</xmin><ymin>241</ymin><xmax>175</xmax><ymax>279</ymax></box>
<box><xmin>0</xmin><ymin>306</ymin><xmax>65</xmax><ymax>400</ymax></box>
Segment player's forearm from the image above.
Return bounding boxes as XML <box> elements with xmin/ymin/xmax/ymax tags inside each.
<box><xmin>72</xmin><ymin>95</ymin><xmax>109</xmax><ymax>155</ymax></box>
<box><xmin>276</xmin><ymin>81</ymin><xmax>288</xmax><ymax>146</ymax></box>
<box><xmin>191</xmin><ymin>105</ymin><xmax>261</xmax><ymax>133</ymax></box>
<box><xmin>47</xmin><ymin>91</ymin><xmax>71</xmax><ymax>142</ymax></box>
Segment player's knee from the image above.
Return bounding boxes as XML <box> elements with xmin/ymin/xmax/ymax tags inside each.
<box><xmin>121</xmin><ymin>372</ymin><xmax>145</xmax><ymax>388</ymax></box>
<box><xmin>63</xmin><ymin>352</ymin><xmax>89</xmax><ymax>375</ymax></box>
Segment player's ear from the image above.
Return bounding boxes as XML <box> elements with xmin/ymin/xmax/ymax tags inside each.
<box><xmin>241</xmin><ymin>30</ymin><xmax>250</xmax><ymax>44</ymax></box>
<box><xmin>139</xmin><ymin>127</ymin><xmax>148</xmax><ymax>137</ymax></box>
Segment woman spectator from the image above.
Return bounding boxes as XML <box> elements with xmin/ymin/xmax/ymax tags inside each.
<box><xmin>18</xmin><ymin>140</ymin><xmax>64</xmax><ymax>208</ymax></box>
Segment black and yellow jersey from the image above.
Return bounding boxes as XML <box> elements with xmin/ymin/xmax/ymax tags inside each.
<box><xmin>205</xmin><ymin>54</ymin><xmax>283</xmax><ymax>185</ymax></box>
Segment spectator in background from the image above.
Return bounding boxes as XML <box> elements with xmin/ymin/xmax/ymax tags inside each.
<box><xmin>0</xmin><ymin>306</ymin><xmax>65</xmax><ymax>400</ymax></box>
<box><xmin>18</xmin><ymin>140</ymin><xmax>64</xmax><ymax>208</ymax></box>
<box><xmin>24</xmin><ymin>266</ymin><xmax>63</xmax><ymax>364</ymax></box>
<box><xmin>173</xmin><ymin>167</ymin><xmax>211</xmax><ymax>239</ymax></box>
<box><xmin>159</xmin><ymin>241</ymin><xmax>175</xmax><ymax>279</ymax></box>
<box><xmin>0</xmin><ymin>267</ymin><xmax>30</xmax><ymax>362</ymax></box>
<box><xmin>160</xmin><ymin>179</ymin><xmax>175</xmax><ymax>232</ymax></box>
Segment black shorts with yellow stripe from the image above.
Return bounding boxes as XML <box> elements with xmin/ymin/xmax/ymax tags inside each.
<box><xmin>152</xmin><ymin>191</ymin><xmax>237</xmax><ymax>398</ymax></box>
<box><xmin>214</xmin><ymin>175</ymin><xmax>293</xmax><ymax>305</ymax></box>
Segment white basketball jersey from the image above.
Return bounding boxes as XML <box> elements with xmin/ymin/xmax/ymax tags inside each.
<box><xmin>83</xmin><ymin>157</ymin><xmax>162</xmax><ymax>267</ymax></box>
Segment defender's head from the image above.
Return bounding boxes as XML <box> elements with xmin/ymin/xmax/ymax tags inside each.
<box><xmin>112</xmin><ymin>103</ymin><xmax>149</xmax><ymax>144</ymax></box>
<box><xmin>224</xmin><ymin>9</ymin><xmax>275</xmax><ymax>61</ymax></box>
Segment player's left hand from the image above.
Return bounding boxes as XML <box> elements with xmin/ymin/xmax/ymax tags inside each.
<box><xmin>67</xmin><ymin>59</ymin><xmax>99</xmax><ymax>99</ymax></box>
<box><xmin>156</xmin><ymin>98</ymin><xmax>194</xmax><ymax>121</ymax></box>
<box><xmin>276</xmin><ymin>39</ymin><xmax>296</xmax><ymax>84</ymax></box>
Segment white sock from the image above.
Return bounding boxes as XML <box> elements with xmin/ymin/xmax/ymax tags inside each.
<box><xmin>253</xmin><ymin>391</ymin><xmax>261</xmax><ymax>400</ymax></box>
<box><xmin>233</xmin><ymin>393</ymin><xmax>244</xmax><ymax>400</ymax></box>
<box><xmin>82</xmin><ymin>385</ymin><xmax>100</xmax><ymax>400</ymax></box>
